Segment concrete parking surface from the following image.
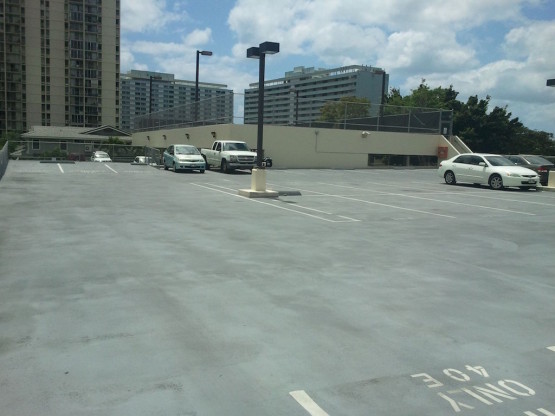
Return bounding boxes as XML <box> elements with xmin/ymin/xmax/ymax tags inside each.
<box><xmin>1</xmin><ymin>160</ymin><xmax>555</xmax><ymax>416</ymax></box>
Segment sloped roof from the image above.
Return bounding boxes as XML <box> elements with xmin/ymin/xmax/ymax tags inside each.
<box><xmin>22</xmin><ymin>125</ymin><xmax>131</xmax><ymax>140</ymax></box>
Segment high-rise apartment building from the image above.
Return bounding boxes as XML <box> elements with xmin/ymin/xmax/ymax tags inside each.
<box><xmin>120</xmin><ymin>70</ymin><xmax>233</xmax><ymax>132</ymax></box>
<box><xmin>0</xmin><ymin>0</ymin><xmax>120</xmax><ymax>134</ymax></box>
<box><xmin>244</xmin><ymin>65</ymin><xmax>388</xmax><ymax>125</ymax></box>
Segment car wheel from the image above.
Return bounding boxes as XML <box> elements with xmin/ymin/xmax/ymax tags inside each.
<box><xmin>221</xmin><ymin>159</ymin><xmax>228</xmax><ymax>173</ymax></box>
<box><xmin>200</xmin><ymin>169</ymin><xmax>205</xmax><ymax>174</ymax></box>
<box><xmin>444</xmin><ymin>171</ymin><xmax>456</xmax><ymax>185</ymax></box>
<box><xmin>164</xmin><ymin>160</ymin><xmax>169</xmax><ymax>170</ymax></box>
<box><xmin>489</xmin><ymin>174</ymin><xmax>503</xmax><ymax>190</ymax></box>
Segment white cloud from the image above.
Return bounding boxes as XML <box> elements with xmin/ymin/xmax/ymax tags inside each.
<box><xmin>121</xmin><ymin>0</ymin><xmax>185</xmax><ymax>32</ymax></box>
<box><xmin>378</xmin><ymin>30</ymin><xmax>477</xmax><ymax>75</ymax></box>
<box><xmin>121</xmin><ymin>0</ymin><xmax>555</xmax><ymax>133</ymax></box>
<box><xmin>184</xmin><ymin>28</ymin><xmax>213</xmax><ymax>47</ymax></box>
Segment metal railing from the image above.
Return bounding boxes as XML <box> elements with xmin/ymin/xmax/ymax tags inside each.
<box><xmin>0</xmin><ymin>142</ymin><xmax>8</xmax><ymax>181</ymax></box>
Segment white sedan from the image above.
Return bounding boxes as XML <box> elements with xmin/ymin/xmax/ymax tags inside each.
<box><xmin>90</xmin><ymin>151</ymin><xmax>112</xmax><ymax>162</ymax></box>
<box><xmin>438</xmin><ymin>153</ymin><xmax>539</xmax><ymax>190</ymax></box>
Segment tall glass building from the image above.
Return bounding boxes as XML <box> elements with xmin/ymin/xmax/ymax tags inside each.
<box><xmin>244</xmin><ymin>65</ymin><xmax>389</xmax><ymax>125</ymax></box>
<box><xmin>0</xmin><ymin>0</ymin><xmax>120</xmax><ymax>134</ymax></box>
<box><xmin>120</xmin><ymin>70</ymin><xmax>234</xmax><ymax>132</ymax></box>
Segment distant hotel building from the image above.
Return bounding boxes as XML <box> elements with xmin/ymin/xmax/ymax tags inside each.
<box><xmin>244</xmin><ymin>65</ymin><xmax>389</xmax><ymax>125</ymax></box>
<box><xmin>120</xmin><ymin>70</ymin><xmax>234</xmax><ymax>132</ymax></box>
<box><xmin>0</xmin><ymin>0</ymin><xmax>120</xmax><ymax>133</ymax></box>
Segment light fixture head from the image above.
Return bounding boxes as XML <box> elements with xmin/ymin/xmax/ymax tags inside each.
<box><xmin>247</xmin><ymin>47</ymin><xmax>260</xmax><ymax>59</ymax></box>
<box><xmin>199</xmin><ymin>50</ymin><xmax>213</xmax><ymax>56</ymax></box>
<box><xmin>259</xmin><ymin>41</ymin><xmax>279</xmax><ymax>55</ymax></box>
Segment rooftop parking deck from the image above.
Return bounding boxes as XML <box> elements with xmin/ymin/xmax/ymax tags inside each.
<box><xmin>1</xmin><ymin>161</ymin><xmax>555</xmax><ymax>415</ymax></box>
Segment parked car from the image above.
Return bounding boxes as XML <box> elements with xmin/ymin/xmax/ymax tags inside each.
<box><xmin>504</xmin><ymin>155</ymin><xmax>554</xmax><ymax>186</ymax></box>
<box><xmin>130</xmin><ymin>156</ymin><xmax>154</xmax><ymax>165</ymax></box>
<box><xmin>163</xmin><ymin>144</ymin><xmax>205</xmax><ymax>173</ymax></box>
<box><xmin>438</xmin><ymin>153</ymin><xmax>539</xmax><ymax>190</ymax></box>
<box><xmin>90</xmin><ymin>151</ymin><xmax>112</xmax><ymax>162</ymax></box>
<box><xmin>200</xmin><ymin>140</ymin><xmax>257</xmax><ymax>173</ymax></box>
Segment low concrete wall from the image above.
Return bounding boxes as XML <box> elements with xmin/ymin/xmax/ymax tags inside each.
<box><xmin>0</xmin><ymin>142</ymin><xmax>9</xmax><ymax>181</ymax></box>
<box><xmin>132</xmin><ymin>124</ymin><xmax>458</xmax><ymax>169</ymax></box>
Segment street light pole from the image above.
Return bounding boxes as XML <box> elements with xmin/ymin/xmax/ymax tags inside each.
<box><xmin>241</xmin><ymin>41</ymin><xmax>280</xmax><ymax>197</ymax></box>
<box><xmin>256</xmin><ymin>52</ymin><xmax>266</xmax><ymax>167</ymax></box>
<box><xmin>149</xmin><ymin>74</ymin><xmax>162</xmax><ymax>122</ymax></box>
<box><xmin>149</xmin><ymin>75</ymin><xmax>155</xmax><ymax>115</ymax></box>
<box><xmin>289</xmin><ymin>86</ymin><xmax>299</xmax><ymax>125</ymax></box>
<box><xmin>195</xmin><ymin>50</ymin><xmax>213</xmax><ymax>122</ymax></box>
<box><xmin>247</xmin><ymin>41</ymin><xmax>279</xmax><ymax>168</ymax></box>
<box><xmin>148</xmin><ymin>75</ymin><xmax>161</xmax><ymax>128</ymax></box>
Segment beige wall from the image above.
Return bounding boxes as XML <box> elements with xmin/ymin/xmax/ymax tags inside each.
<box><xmin>132</xmin><ymin>124</ymin><xmax>458</xmax><ymax>169</ymax></box>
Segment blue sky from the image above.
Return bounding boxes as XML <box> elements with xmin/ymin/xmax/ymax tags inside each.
<box><xmin>121</xmin><ymin>0</ymin><xmax>555</xmax><ymax>134</ymax></box>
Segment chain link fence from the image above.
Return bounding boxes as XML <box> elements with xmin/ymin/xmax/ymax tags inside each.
<box><xmin>269</xmin><ymin>99</ymin><xmax>453</xmax><ymax>135</ymax></box>
<box><xmin>130</xmin><ymin>93</ymin><xmax>452</xmax><ymax>135</ymax></box>
<box><xmin>131</xmin><ymin>94</ymin><xmax>235</xmax><ymax>133</ymax></box>
<box><xmin>7</xmin><ymin>140</ymin><xmax>163</xmax><ymax>163</ymax></box>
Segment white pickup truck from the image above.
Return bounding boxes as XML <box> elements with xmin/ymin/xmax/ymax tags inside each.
<box><xmin>201</xmin><ymin>140</ymin><xmax>257</xmax><ymax>173</ymax></box>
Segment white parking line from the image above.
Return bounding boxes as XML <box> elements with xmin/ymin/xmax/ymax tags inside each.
<box><xmin>288</xmin><ymin>186</ymin><xmax>456</xmax><ymax>219</ymax></box>
<box><xmin>547</xmin><ymin>346</ymin><xmax>555</xmax><ymax>352</ymax></box>
<box><xmin>105</xmin><ymin>164</ymin><xmax>118</xmax><ymax>173</ymax></box>
<box><xmin>289</xmin><ymin>390</ymin><xmax>330</xmax><ymax>416</ymax></box>
<box><xmin>57</xmin><ymin>164</ymin><xmax>64</xmax><ymax>173</ymax></box>
<box><xmin>191</xmin><ymin>183</ymin><xmax>359</xmax><ymax>223</ymax></box>
<box><xmin>322</xmin><ymin>183</ymin><xmax>536</xmax><ymax>216</ymax></box>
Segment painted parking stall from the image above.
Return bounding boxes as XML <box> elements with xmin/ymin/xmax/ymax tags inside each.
<box><xmin>2</xmin><ymin>163</ymin><xmax>555</xmax><ymax>415</ymax></box>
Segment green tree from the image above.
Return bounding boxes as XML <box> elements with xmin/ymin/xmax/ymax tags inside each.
<box><xmin>105</xmin><ymin>136</ymin><xmax>125</xmax><ymax>144</ymax></box>
<box><xmin>320</xmin><ymin>96</ymin><xmax>370</xmax><ymax>124</ymax></box>
<box><xmin>386</xmin><ymin>80</ymin><xmax>459</xmax><ymax>110</ymax></box>
<box><xmin>386</xmin><ymin>82</ymin><xmax>554</xmax><ymax>155</ymax></box>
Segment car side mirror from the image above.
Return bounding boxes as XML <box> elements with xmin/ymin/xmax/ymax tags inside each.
<box><xmin>479</xmin><ymin>162</ymin><xmax>486</xmax><ymax>167</ymax></box>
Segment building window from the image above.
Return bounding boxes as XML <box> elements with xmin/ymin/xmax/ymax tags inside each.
<box><xmin>60</xmin><ymin>142</ymin><xmax>67</xmax><ymax>151</ymax></box>
<box><xmin>33</xmin><ymin>140</ymin><xmax>40</xmax><ymax>150</ymax></box>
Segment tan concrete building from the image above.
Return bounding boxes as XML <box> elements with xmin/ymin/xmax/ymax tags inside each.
<box><xmin>0</xmin><ymin>0</ymin><xmax>120</xmax><ymax>134</ymax></box>
<box><xmin>131</xmin><ymin>124</ymin><xmax>470</xmax><ymax>169</ymax></box>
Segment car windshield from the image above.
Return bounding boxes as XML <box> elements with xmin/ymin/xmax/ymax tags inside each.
<box><xmin>524</xmin><ymin>155</ymin><xmax>553</xmax><ymax>165</ymax></box>
<box><xmin>484</xmin><ymin>156</ymin><xmax>514</xmax><ymax>166</ymax></box>
<box><xmin>96</xmin><ymin>152</ymin><xmax>109</xmax><ymax>157</ymax></box>
<box><xmin>175</xmin><ymin>146</ymin><xmax>199</xmax><ymax>155</ymax></box>
<box><xmin>223</xmin><ymin>142</ymin><xmax>250</xmax><ymax>151</ymax></box>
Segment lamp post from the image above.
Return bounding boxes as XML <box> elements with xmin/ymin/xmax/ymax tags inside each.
<box><xmin>149</xmin><ymin>75</ymin><xmax>162</xmax><ymax>115</ymax></box>
<box><xmin>247</xmin><ymin>41</ymin><xmax>279</xmax><ymax>168</ymax></box>
<box><xmin>238</xmin><ymin>41</ymin><xmax>279</xmax><ymax>198</ymax></box>
<box><xmin>290</xmin><ymin>86</ymin><xmax>299</xmax><ymax>125</ymax></box>
<box><xmin>195</xmin><ymin>50</ymin><xmax>213</xmax><ymax>122</ymax></box>
<box><xmin>148</xmin><ymin>75</ymin><xmax>162</xmax><ymax>129</ymax></box>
